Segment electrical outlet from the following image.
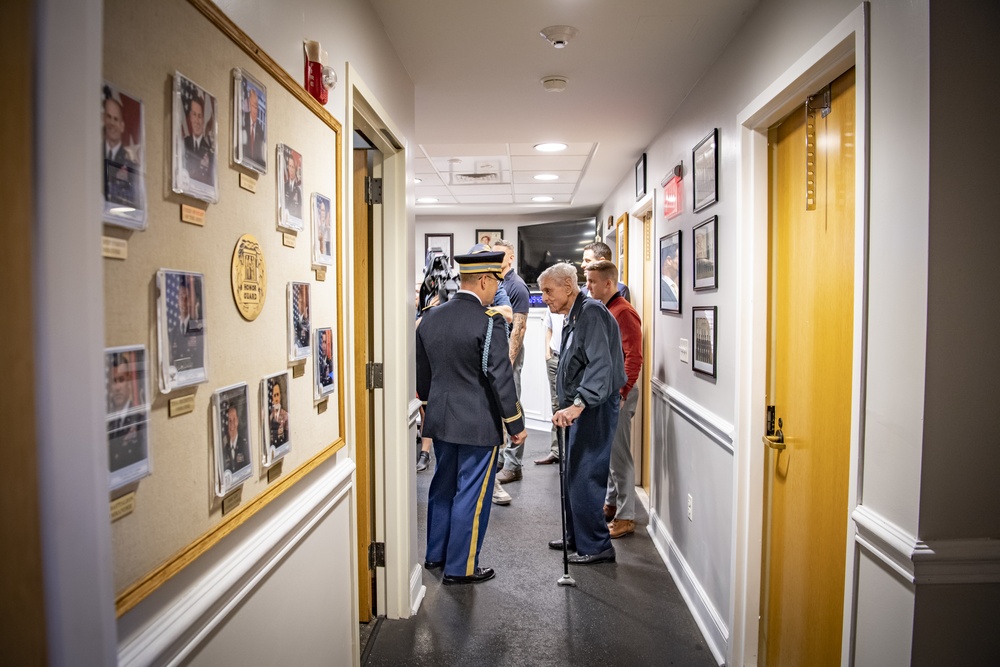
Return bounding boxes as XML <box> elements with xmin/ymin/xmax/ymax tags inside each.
<box><xmin>687</xmin><ymin>494</ymin><xmax>693</xmax><ymax>521</ymax></box>
<box><xmin>679</xmin><ymin>338</ymin><xmax>689</xmax><ymax>363</ymax></box>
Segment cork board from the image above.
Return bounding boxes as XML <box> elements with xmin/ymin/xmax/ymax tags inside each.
<box><xmin>102</xmin><ymin>0</ymin><xmax>345</xmax><ymax>614</ymax></box>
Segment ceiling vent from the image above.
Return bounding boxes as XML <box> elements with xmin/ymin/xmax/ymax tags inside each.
<box><xmin>541</xmin><ymin>76</ymin><xmax>568</xmax><ymax>93</ymax></box>
<box><xmin>540</xmin><ymin>25</ymin><xmax>578</xmax><ymax>49</ymax></box>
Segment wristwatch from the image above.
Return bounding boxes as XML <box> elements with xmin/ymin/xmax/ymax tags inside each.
<box><xmin>572</xmin><ymin>396</ymin><xmax>585</xmax><ymax>409</ymax></box>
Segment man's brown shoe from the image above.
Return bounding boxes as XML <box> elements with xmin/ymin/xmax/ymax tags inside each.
<box><xmin>603</xmin><ymin>504</ymin><xmax>617</xmax><ymax>522</ymax></box>
<box><xmin>608</xmin><ymin>519</ymin><xmax>635</xmax><ymax>539</ymax></box>
<box><xmin>497</xmin><ymin>468</ymin><xmax>522</xmax><ymax>484</ymax></box>
<box><xmin>534</xmin><ymin>454</ymin><xmax>559</xmax><ymax>465</ymax></box>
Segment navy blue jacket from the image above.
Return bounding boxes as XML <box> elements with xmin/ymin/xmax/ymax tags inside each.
<box><xmin>417</xmin><ymin>292</ymin><xmax>525</xmax><ymax>447</ymax></box>
<box><xmin>556</xmin><ymin>293</ymin><xmax>626</xmax><ymax>409</ymax></box>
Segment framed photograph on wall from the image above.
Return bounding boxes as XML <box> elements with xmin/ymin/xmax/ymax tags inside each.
<box><xmin>105</xmin><ymin>345</ymin><xmax>151</xmax><ymax>491</ymax></box>
<box><xmin>233</xmin><ymin>68</ymin><xmax>267</xmax><ymax>174</ymax></box>
<box><xmin>171</xmin><ymin>72</ymin><xmax>219</xmax><ymax>204</ymax></box>
<box><xmin>213</xmin><ymin>383</ymin><xmax>254</xmax><ymax>497</ymax></box>
<box><xmin>277</xmin><ymin>144</ymin><xmax>304</xmax><ymax>231</ymax></box>
<box><xmin>693</xmin><ymin>128</ymin><xmax>718</xmax><ymax>212</ymax></box>
<box><xmin>287</xmin><ymin>282</ymin><xmax>311</xmax><ymax>361</ymax></box>
<box><xmin>659</xmin><ymin>231</ymin><xmax>681</xmax><ymax>313</ymax></box>
<box><xmin>101</xmin><ymin>82</ymin><xmax>147</xmax><ymax>229</ymax></box>
<box><xmin>475</xmin><ymin>229</ymin><xmax>503</xmax><ymax>247</ymax></box>
<box><xmin>615</xmin><ymin>213</ymin><xmax>629</xmax><ymax>283</ymax></box>
<box><xmin>693</xmin><ymin>216</ymin><xmax>718</xmax><ymax>290</ymax></box>
<box><xmin>315</xmin><ymin>327</ymin><xmax>336</xmax><ymax>399</ymax></box>
<box><xmin>635</xmin><ymin>153</ymin><xmax>647</xmax><ymax>200</ymax></box>
<box><xmin>156</xmin><ymin>269</ymin><xmax>207</xmax><ymax>392</ymax></box>
<box><xmin>692</xmin><ymin>306</ymin><xmax>717</xmax><ymax>378</ymax></box>
<box><xmin>312</xmin><ymin>193</ymin><xmax>334</xmax><ymax>266</ymax></box>
<box><xmin>424</xmin><ymin>233</ymin><xmax>454</xmax><ymax>269</ymax></box>
<box><xmin>260</xmin><ymin>371</ymin><xmax>291</xmax><ymax>466</ymax></box>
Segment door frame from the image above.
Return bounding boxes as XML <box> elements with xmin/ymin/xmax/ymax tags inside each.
<box><xmin>730</xmin><ymin>5</ymin><xmax>869</xmax><ymax>666</ymax></box>
<box><xmin>345</xmin><ymin>65</ymin><xmax>417</xmax><ymax>624</ymax></box>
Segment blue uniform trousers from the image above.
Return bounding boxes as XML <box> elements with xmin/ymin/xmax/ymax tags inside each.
<box><xmin>426</xmin><ymin>440</ymin><xmax>499</xmax><ymax>577</ymax></box>
<box><xmin>563</xmin><ymin>395</ymin><xmax>620</xmax><ymax>556</ymax></box>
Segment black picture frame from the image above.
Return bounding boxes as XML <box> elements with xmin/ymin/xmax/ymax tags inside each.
<box><xmin>424</xmin><ymin>233</ymin><xmax>454</xmax><ymax>269</ymax></box>
<box><xmin>635</xmin><ymin>153</ymin><xmax>647</xmax><ymax>201</ymax></box>
<box><xmin>692</xmin><ymin>306</ymin><xmax>717</xmax><ymax>377</ymax></box>
<box><xmin>659</xmin><ymin>231</ymin><xmax>681</xmax><ymax>313</ymax></box>
<box><xmin>692</xmin><ymin>216</ymin><xmax>718</xmax><ymax>291</ymax></box>
<box><xmin>692</xmin><ymin>129</ymin><xmax>718</xmax><ymax>212</ymax></box>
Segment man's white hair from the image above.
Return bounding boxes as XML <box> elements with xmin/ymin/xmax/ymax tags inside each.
<box><xmin>538</xmin><ymin>262</ymin><xmax>578</xmax><ymax>287</ymax></box>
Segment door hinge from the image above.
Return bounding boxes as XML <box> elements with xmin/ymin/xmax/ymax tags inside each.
<box><xmin>368</xmin><ymin>541</ymin><xmax>386</xmax><ymax>569</ymax></box>
<box><xmin>366</xmin><ymin>362</ymin><xmax>384</xmax><ymax>389</ymax></box>
<box><xmin>365</xmin><ymin>176</ymin><xmax>383</xmax><ymax>204</ymax></box>
<box><xmin>766</xmin><ymin>405</ymin><xmax>776</xmax><ymax>436</ymax></box>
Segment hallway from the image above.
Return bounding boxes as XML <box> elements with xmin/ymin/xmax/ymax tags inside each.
<box><xmin>363</xmin><ymin>429</ymin><xmax>717</xmax><ymax>666</ymax></box>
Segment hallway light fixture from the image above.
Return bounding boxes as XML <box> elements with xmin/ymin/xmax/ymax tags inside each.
<box><xmin>416</xmin><ymin>197</ymin><xmax>438</xmax><ymax>204</ymax></box>
<box><xmin>532</xmin><ymin>196</ymin><xmax>554</xmax><ymax>202</ymax></box>
<box><xmin>534</xmin><ymin>142</ymin><xmax>567</xmax><ymax>152</ymax></box>
<box><xmin>540</xmin><ymin>25</ymin><xmax>578</xmax><ymax>49</ymax></box>
<box><xmin>534</xmin><ymin>174</ymin><xmax>559</xmax><ymax>181</ymax></box>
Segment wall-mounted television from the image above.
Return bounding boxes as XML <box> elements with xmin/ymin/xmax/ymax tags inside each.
<box><xmin>516</xmin><ymin>218</ymin><xmax>597</xmax><ymax>288</ymax></box>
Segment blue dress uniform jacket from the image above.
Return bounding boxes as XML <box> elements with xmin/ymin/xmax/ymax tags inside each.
<box><xmin>416</xmin><ymin>292</ymin><xmax>525</xmax><ymax>444</ymax></box>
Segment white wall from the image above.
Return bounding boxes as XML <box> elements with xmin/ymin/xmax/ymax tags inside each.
<box><xmin>594</xmin><ymin>0</ymin><xmax>982</xmax><ymax>664</ymax></box>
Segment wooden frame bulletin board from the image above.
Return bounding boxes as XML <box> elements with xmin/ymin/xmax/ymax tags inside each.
<box><xmin>103</xmin><ymin>0</ymin><xmax>345</xmax><ymax>615</ymax></box>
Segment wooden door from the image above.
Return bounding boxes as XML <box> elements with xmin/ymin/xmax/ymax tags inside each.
<box><xmin>353</xmin><ymin>146</ymin><xmax>375</xmax><ymax>621</ymax></box>
<box><xmin>761</xmin><ymin>67</ymin><xmax>855</xmax><ymax>666</ymax></box>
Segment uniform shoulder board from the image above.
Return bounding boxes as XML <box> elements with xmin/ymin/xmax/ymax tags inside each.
<box><xmin>485</xmin><ymin>308</ymin><xmax>500</xmax><ymax>318</ymax></box>
<box><xmin>421</xmin><ymin>304</ymin><xmax>435</xmax><ymax>313</ymax></box>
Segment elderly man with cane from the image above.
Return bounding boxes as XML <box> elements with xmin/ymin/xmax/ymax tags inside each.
<box><xmin>539</xmin><ymin>263</ymin><xmax>626</xmax><ymax>565</ymax></box>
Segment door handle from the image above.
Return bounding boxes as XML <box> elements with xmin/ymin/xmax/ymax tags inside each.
<box><xmin>762</xmin><ymin>429</ymin><xmax>785</xmax><ymax>451</ymax></box>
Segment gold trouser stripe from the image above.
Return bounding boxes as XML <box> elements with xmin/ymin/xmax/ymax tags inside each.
<box><xmin>466</xmin><ymin>448</ymin><xmax>497</xmax><ymax>575</ymax></box>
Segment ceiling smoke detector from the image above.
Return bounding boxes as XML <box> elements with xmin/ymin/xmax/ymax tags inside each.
<box><xmin>541</xmin><ymin>75</ymin><xmax>568</xmax><ymax>93</ymax></box>
<box><xmin>539</xmin><ymin>25</ymin><xmax>578</xmax><ymax>49</ymax></box>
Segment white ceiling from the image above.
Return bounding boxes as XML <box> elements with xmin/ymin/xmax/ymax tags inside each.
<box><xmin>367</xmin><ymin>0</ymin><xmax>758</xmax><ymax>217</ymax></box>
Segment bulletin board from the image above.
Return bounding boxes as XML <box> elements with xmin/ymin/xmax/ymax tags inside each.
<box><xmin>102</xmin><ymin>0</ymin><xmax>345</xmax><ymax>615</ymax></box>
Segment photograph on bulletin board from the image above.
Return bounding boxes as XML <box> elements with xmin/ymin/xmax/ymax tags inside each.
<box><xmin>312</xmin><ymin>193</ymin><xmax>334</xmax><ymax>266</ymax></box>
<box><xmin>172</xmin><ymin>72</ymin><xmax>219</xmax><ymax>203</ymax></box>
<box><xmin>233</xmin><ymin>68</ymin><xmax>268</xmax><ymax>174</ymax></box>
<box><xmin>105</xmin><ymin>345</ymin><xmax>151</xmax><ymax>491</ymax></box>
<box><xmin>213</xmin><ymin>383</ymin><xmax>254</xmax><ymax>497</ymax></box>
<box><xmin>156</xmin><ymin>269</ymin><xmax>208</xmax><ymax>392</ymax></box>
<box><xmin>260</xmin><ymin>371</ymin><xmax>291</xmax><ymax>466</ymax></box>
<box><xmin>102</xmin><ymin>82</ymin><xmax>147</xmax><ymax>229</ymax></box>
<box><xmin>278</xmin><ymin>144</ymin><xmax>304</xmax><ymax>231</ymax></box>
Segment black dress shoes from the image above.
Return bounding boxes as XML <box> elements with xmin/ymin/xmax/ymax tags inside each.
<box><xmin>548</xmin><ymin>538</ymin><xmax>575</xmax><ymax>551</ymax></box>
<box><xmin>443</xmin><ymin>567</ymin><xmax>495</xmax><ymax>585</ymax></box>
<box><xmin>534</xmin><ymin>454</ymin><xmax>559</xmax><ymax>465</ymax></box>
<box><xmin>424</xmin><ymin>560</ymin><xmax>444</xmax><ymax>570</ymax></box>
<box><xmin>568</xmin><ymin>546</ymin><xmax>616</xmax><ymax>565</ymax></box>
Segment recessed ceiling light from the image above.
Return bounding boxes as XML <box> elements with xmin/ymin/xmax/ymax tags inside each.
<box><xmin>414</xmin><ymin>177</ymin><xmax>422</xmax><ymax>184</ymax></box>
<box><xmin>532</xmin><ymin>196</ymin><xmax>554</xmax><ymax>202</ymax></box>
<box><xmin>534</xmin><ymin>142</ymin><xmax>567</xmax><ymax>153</ymax></box>
<box><xmin>416</xmin><ymin>197</ymin><xmax>439</xmax><ymax>204</ymax></box>
<box><xmin>534</xmin><ymin>174</ymin><xmax>559</xmax><ymax>181</ymax></box>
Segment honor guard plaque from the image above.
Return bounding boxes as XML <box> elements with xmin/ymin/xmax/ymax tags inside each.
<box><xmin>231</xmin><ymin>234</ymin><xmax>267</xmax><ymax>320</ymax></box>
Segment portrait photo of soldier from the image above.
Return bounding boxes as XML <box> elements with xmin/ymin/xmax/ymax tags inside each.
<box><xmin>288</xmin><ymin>281</ymin><xmax>311</xmax><ymax>360</ymax></box>
<box><xmin>172</xmin><ymin>72</ymin><xmax>218</xmax><ymax>203</ymax></box>
<box><xmin>312</xmin><ymin>193</ymin><xmax>333</xmax><ymax>266</ymax></box>
<box><xmin>262</xmin><ymin>372</ymin><xmax>291</xmax><ymax>464</ymax></box>
<box><xmin>158</xmin><ymin>270</ymin><xmax>207</xmax><ymax>391</ymax></box>
<box><xmin>278</xmin><ymin>144</ymin><xmax>304</xmax><ymax>230</ymax></box>
<box><xmin>105</xmin><ymin>346</ymin><xmax>150</xmax><ymax>490</ymax></box>
<box><xmin>236</xmin><ymin>70</ymin><xmax>267</xmax><ymax>172</ymax></box>
<box><xmin>101</xmin><ymin>82</ymin><xmax>146</xmax><ymax>228</ymax></box>
<box><xmin>214</xmin><ymin>384</ymin><xmax>253</xmax><ymax>494</ymax></box>
<box><xmin>315</xmin><ymin>327</ymin><xmax>335</xmax><ymax>397</ymax></box>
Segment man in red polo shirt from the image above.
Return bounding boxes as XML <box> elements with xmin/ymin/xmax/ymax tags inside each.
<box><xmin>585</xmin><ymin>260</ymin><xmax>643</xmax><ymax>538</ymax></box>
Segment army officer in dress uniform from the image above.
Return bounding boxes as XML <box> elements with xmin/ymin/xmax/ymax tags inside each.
<box><xmin>416</xmin><ymin>250</ymin><xmax>528</xmax><ymax>585</ymax></box>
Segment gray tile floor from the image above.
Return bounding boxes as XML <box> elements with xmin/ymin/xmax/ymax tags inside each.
<box><xmin>363</xmin><ymin>429</ymin><xmax>718</xmax><ymax>666</ymax></box>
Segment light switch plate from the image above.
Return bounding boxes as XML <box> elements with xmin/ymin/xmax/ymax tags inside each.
<box><xmin>679</xmin><ymin>338</ymin><xmax>689</xmax><ymax>363</ymax></box>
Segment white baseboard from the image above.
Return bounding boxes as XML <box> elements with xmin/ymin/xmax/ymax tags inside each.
<box><xmin>118</xmin><ymin>458</ymin><xmax>356</xmax><ymax>666</ymax></box>
<box><xmin>647</xmin><ymin>506</ymin><xmax>729</xmax><ymax>666</ymax></box>
<box><xmin>410</xmin><ymin>565</ymin><xmax>426</xmax><ymax>616</ymax></box>
<box><xmin>853</xmin><ymin>504</ymin><xmax>1000</xmax><ymax>585</ymax></box>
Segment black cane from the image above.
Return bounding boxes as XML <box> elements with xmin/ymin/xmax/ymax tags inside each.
<box><xmin>556</xmin><ymin>425</ymin><xmax>576</xmax><ymax>587</ymax></box>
